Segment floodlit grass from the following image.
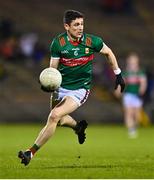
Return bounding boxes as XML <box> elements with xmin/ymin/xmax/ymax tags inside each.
<box><xmin>0</xmin><ymin>123</ymin><xmax>154</xmax><ymax>178</ymax></box>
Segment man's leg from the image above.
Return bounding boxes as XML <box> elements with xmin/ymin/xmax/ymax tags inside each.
<box><xmin>59</xmin><ymin>115</ymin><xmax>77</xmax><ymax>127</ymax></box>
<box><xmin>124</xmin><ymin>106</ymin><xmax>137</xmax><ymax>138</ymax></box>
<box><xmin>18</xmin><ymin>96</ymin><xmax>79</xmax><ymax>166</ymax></box>
<box><xmin>59</xmin><ymin>115</ymin><xmax>88</xmax><ymax>144</ymax></box>
<box><xmin>51</xmin><ymin>92</ymin><xmax>88</xmax><ymax>144</ymax></box>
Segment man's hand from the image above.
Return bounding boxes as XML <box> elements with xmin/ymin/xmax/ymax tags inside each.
<box><xmin>38</xmin><ymin>79</ymin><xmax>54</xmax><ymax>93</ymax></box>
<box><xmin>115</xmin><ymin>73</ymin><xmax>125</xmax><ymax>92</ymax></box>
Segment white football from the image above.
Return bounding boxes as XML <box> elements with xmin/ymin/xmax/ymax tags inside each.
<box><xmin>39</xmin><ymin>67</ymin><xmax>62</xmax><ymax>91</ymax></box>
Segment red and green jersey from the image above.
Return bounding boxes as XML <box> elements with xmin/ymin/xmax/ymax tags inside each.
<box><xmin>123</xmin><ymin>70</ymin><xmax>146</xmax><ymax>95</ymax></box>
<box><xmin>50</xmin><ymin>32</ymin><xmax>104</xmax><ymax>90</ymax></box>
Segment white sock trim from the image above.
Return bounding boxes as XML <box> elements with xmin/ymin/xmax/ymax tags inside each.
<box><xmin>114</xmin><ymin>68</ymin><xmax>121</xmax><ymax>75</ymax></box>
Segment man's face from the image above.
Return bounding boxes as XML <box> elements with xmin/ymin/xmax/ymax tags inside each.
<box><xmin>64</xmin><ymin>18</ymin><xmax>84</xmax><ymax>40</ymax></box>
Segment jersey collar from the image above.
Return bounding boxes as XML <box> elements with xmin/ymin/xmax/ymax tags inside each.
<box><xmin>67</xmin><ymin>33</ymin><xmax>84</xmax><ymax>42</ymax></box>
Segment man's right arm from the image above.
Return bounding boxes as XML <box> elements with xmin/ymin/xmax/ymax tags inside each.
<box><xmin>50</xmin><ymin>57</ymin><xmax>60</xmax><ymax>69</ymax></box>
<box><xmin>50</xmin><ymin>37</ymin><xmax>61</xmax><ymax>68</ymax></box>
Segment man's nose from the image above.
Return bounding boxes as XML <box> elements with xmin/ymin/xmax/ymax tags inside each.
<box><xmin>78</xmin><ymin>25</ymin><xmax>83</xmax><ymax>30</ymax></box>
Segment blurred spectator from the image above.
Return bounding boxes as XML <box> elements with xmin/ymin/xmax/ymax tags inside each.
<box><xmin>115</xmin><ymin>52</ymin><xmax>147</xmax><ymax>138</ymax></box>
<box><xmin>19</xmin><ymin>33</ymin><xmax>38</xmax><ymax>59</ymax></box>
<box><xmin>0</xmin><ymin>18</ymin><xmax>19</xmax><ymax>61</ymax></box>
<box><xmin>33</xmin><ymin>42</ymin><xmax>47</xmax><ymax>65</ymax></box>
<box><xmin>0</xmin><ymin>37</ymin><xmax>17</xmax><ymax>60</ymax></box>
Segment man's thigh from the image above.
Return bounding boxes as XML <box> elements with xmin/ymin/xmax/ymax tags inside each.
<box><xmin>52</xmin><ymin>96</ymin><xmax>79</xmax><ymax>117</ymax></box>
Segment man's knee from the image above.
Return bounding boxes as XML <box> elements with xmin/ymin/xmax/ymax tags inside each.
<box><xmin>48</xmin><ymin>109</ymin><xmax>61</xmax><ymax>124</ymax></box>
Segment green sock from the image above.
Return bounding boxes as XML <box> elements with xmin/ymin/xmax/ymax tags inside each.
<box><xmin>30</xmin><ymin>144</ymin><xmax>40</xmax><ymax>155</ymax></box>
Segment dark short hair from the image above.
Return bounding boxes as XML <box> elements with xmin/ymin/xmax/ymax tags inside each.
<box><xmin>63</xmin><ymin>10</ymin><xmax>84</xmax><ymax>25</ymax></box>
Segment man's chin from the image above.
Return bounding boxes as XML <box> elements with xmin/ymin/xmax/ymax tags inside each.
<box><xmin>69</xmin><ymin>32</ymin><xmax>83</xmax><ymax>41</ymax></box>
<box><xmin>78</xmin><ymin>34</ymin><xmax>83</xmax><ymax>38</ymax></box>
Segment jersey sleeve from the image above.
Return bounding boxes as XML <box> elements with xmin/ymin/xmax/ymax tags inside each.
<box><xmin>92</xmin><ymin>36</ymin><xmax>104</xmax><ymax>52</ymax></box>
<box><xmin>50</xmin><ymin>38</ymin><xmax>60</xmax><ymax>58</ymax></box>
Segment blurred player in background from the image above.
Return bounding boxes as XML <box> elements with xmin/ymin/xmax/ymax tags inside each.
<box><xmin>18</xmin><ymin>9</ymin><xmax>125</xmax><ymax>166</ymax></box>
<box><xmin>115</xmin><ymin>52</ymin><xmax>147</xmax><ymax>138</ymax></box>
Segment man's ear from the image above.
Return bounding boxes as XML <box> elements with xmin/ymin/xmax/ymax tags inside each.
<box><xmin>64</xmin><ymin>23</ymin><xmax>69</xmax><ymax>31</ymax></box>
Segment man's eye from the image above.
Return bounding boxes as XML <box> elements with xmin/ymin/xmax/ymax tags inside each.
<box><xmin>74</xmin><ymin>23</ymin><xmax>79</xmax><ymax>26</ymax></box>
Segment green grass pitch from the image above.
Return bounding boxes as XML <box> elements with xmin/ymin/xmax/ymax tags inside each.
<box><xmin>0</xmin><ymin>123</ymin><xmax>154</xmax><ymax>179</ymax></box>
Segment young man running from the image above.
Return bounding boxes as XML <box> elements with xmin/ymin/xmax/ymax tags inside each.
<box><xmin>18</xmin><ymin>10</ymin><xmax>125</xmax><ymax>166</ymax></box>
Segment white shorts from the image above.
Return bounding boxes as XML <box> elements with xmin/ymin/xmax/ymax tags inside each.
<box><xmin>56</xmin><ymin>87</ymin><xmax>90</xmax><ymax>106</ymax></box>
<box><xmin>123</xmin><ymin>93</ymin><xmax>143</xmax><ymax>108</ymax></box>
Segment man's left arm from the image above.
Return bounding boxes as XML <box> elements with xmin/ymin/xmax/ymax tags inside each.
<box><xmin>100</xmin><ymin>43</ymin><xmax>125</xmax><ymax>92</ymax></box>
<box><xmin>139</xmin><ymin>75</ymin><xmax>147</xmax><ymax>96</ymax></box>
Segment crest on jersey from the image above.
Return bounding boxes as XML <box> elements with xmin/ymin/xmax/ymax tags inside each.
<box><xmin>72</xmin><ymin>47</ymin><xmax>80</xmax><ymax>56</ymax></box>
<box><xmin>74</xmin><ymin>50</ymin><xmax>78</xmax><ymax>56</ymax></box>
<box><xmin>85</xmin><ymin>48</ymin><xmax>89</xmax><ymax>54</ymax></box>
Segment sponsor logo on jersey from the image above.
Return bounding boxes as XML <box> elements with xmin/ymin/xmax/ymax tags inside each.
<box><xmin>60</xmin><ymin>54</ymin><xmax>94</xmax><ymax>67</ymax></box>
<box><xmin>61</xmin><ymin>50</ymin><xmax>69</xmax><ymax>54</ymax></box>
<box><xmin>72</xmin><ymin>48</ymin><xmax>80</xmax><ymax>51</ymax></box>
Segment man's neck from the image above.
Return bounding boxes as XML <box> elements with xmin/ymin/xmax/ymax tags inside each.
<box><xmin>67</xmin><ymin>32</ymin><xmax>80</xmax><ymax>42</ymax></box>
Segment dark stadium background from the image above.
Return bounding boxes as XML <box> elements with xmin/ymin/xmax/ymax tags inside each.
<box><xmin>0</xmin><ymin>0</ymin><xmax>154</xmax><ymax>124</ymax></box>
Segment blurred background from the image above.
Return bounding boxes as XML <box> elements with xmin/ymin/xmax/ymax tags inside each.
<box><xmin>0</xmin><ymin>0</ymin><xmax>154</xmax><ymax>124</ymax></box>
